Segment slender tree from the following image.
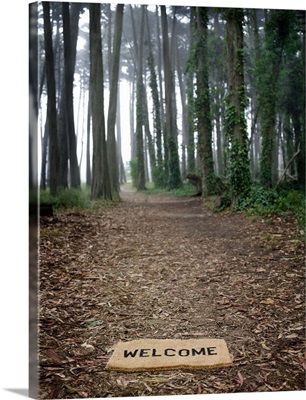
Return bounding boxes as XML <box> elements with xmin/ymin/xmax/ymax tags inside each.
<box><xmin>42</xmin><ymin>2</ymin><xmax>60</xmax><ymax>196</ymax></box>
<box><xmin>258</xmin><ymin>10</ymin><xmax>296</xmax><ymax>188</ymax></box>
<box><xmin>196</xmin><ymin>7</ymin><xmax>215</xmax><ymax>196</ymax></box>
<box><xmin>161</xmin><ymin>5</ymin><xmax>182</xmax><ymax>189</ymax></box>
<box><xmin>186</xmin><ymin>7</ymin><xmax>196</xmax><ymax>173</ymax></box>
<box><xmin>146</xmin><ymin>7</ymin><xmax>164</xmax><ymax>186</ymax></box>
<box><xmin>89</xmin><ymin>3</ymin><xmax>112</xmax><ymax>200</ymax></box>
<box><xmin>224</xmin><ymin>8</ymin><xmax>251</xmax><ymax>206</ymax></box>
<box><xmin>135</xmin><ymin>5</ymin><xmax>146</xmax><ymax>190</ymax></box>
<box><xmin>107</xmin><ymin>4</ymin><xmax>124</xmax><ymax>193</ymax></box>
<box><xmin>62</xmin><ymin>2</ymin><xmax>81</xmax><ymax>188</ymax></box>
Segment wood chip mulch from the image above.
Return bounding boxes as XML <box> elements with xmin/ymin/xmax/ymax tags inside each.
<box><xmin>37</xmin><ymin>189</ymin><xmax>305</xmax><ymax>398</ymax></box>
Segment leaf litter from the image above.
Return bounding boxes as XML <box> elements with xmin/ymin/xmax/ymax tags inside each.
<box><xmin>38</xmin><ymin>188</ymin><xmax>305</xmax><ymax>398</ymax></box>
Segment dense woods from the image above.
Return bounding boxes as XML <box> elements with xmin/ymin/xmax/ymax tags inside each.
<box><xmin>29</xmin><ymin>3</ymin><xmax>306</xmax><ymax>398</ymax></box>
<box><xmin>32</xmin><ymin>2</ymin><xmax>305</xmax><ymax>212</ymax></box>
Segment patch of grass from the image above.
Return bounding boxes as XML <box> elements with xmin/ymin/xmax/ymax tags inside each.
<box><xmin>170</xmin><ymin>183</ymin><xmax>198</xmax><ymax>197</ymax></box>
<box><xmin>39</xmin><ymin>186</ymin><xmax>120</xmax><ymax>212</ymax></box>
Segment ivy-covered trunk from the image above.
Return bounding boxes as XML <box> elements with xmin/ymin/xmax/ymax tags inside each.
<box><xmin>161</xmin><ymin>5</ymin><xmax>182</xmax><ymax>190</ymax></box>
<box><xmin>225</xmin><ymin>8</ymin><xmax>251</xmax><ymax>207</ymax></box>
<box><xmin>196</xmin><ymin>7</ymin><xmax>215</xmax><ymax>196</ymax></box>
<box><xmin>186</xmin><ymin>7</ymin><xmax>196</xmax><ymax>174</ymax></box>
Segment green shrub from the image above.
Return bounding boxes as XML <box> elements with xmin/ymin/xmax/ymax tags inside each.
<box><xmin>171</xmin><ymin>183</ymin><xmax>198</xmax><ymax>197</ymax></box>
<box><xmin>129</xmin><ymin>158</ymin><xmax>138</xmax><ymax>187</ymax></box>
<box><xmin>152</xmin><ymin>164</ymin><xmax>167</xmax><ymax>188</ymax></box>
<box><xmin>40</xmin><ymin>187</ymin><xmax>91</xmax><ymax>210</ymax></box>
<box><xmin>237</xmin><ymin>185</ymin><xmax>305</xmax><ymax>230</ymax></box>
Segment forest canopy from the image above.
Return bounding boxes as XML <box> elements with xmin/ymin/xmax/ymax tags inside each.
<box><xmin>29</xmin><ymin>2</ymin><xmax>305</xmax><ymax>215</ymax></box>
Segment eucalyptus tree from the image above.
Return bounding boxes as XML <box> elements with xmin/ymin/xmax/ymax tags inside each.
<box><xmin>161</xmin><ymin>5</ymin><xmax>182</xmax><ymax>189</ymax></box>
<box><xmin>195</xmin><ymin>7</ymin><xmax>215</xmax><ymax>196</ymax></box>
<box><xmin>258</xmin><ymin>10</ymin><xmax>299</xmax><ymax>188</ymax></box>
<box><xmin>107</xmin><ymin>4</ymin><xmax>124</xmax><ymax>193</ymax></box>
<box><xmin>42</xmin><ymin>1</ymin><xmax>60</xmax><ymax>196</ymax></box>
<box><xmin>146</xmin><ymin>7</ymin><xmax>164</xmax><ymax>186</ymax></box>
<box><xmin>89</xmin><ymin>2</ymin><xmax>112</xmax><ymax>200</ymax></box>
<box><xmin>185</xmin><ymin>6</ymin><xmax>196</xmax><ymax>174</ymax></box>
<box><xmin>62</xmin><ymin>2</ymin><xmax>81</xmax><ymax>188</ymax></box>
<box><xmin>224</xmin><ymin>8</ymin><xmax>251</xmax><ymax>207</ymax></box>
<box><xmin>134</xmin><ymin>5</ymin><xmax>146</xmax><ymax>190</ymax></box>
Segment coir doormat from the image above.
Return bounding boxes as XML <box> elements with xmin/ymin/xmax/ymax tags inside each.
<box><xmin>106</xmin><ymin>338</ymin><xmax>233</xmax><ymax>372</ymax></box>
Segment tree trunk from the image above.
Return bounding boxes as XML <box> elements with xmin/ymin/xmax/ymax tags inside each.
<box><xmin>176</xmin><ymin>39</ymin><xmax>188</xmax><ymax>180</ymax></box>
<box><xmin>259</xmin><ymin>10</ymin><xmax>288</xmax><ymax>188</ymax></box>
<box><xmin>86</xmin><ymin>92</ymin><xmax>91</xmax><ymax>187</ymax></box>
<box><xmin>135</xmin><ymin>5</ymin><xmax>146</xmax><ymax>190</ymax></box>
<box><xmin>146</xmin><ymin>7</ymin><xmax>164</xmax><ymax>186</ymax></box>
<box><xmin>186</xmin><ymin>7</ymin><xmax>196</xmax><ymax>174</ymax></box>
<box><xmin>161</xmin><ymin>5</ymin><xmax>182</xmax><ymax>190</ymax></box>
<box><xmin>196</xmin><ymin>7</ymin><xmax>215</xmax><ymax>196</ymax></box>
<box><xmin>62</xmin><ymin>2</ymin><xmax>80</xmax><ymax>188</ymax></box>
<box><xmin>129</xmin><ymin>73</ymin><xmax>136</xmax><ymax>160</ymax></box>
<box><xmin>225</xmin><ymin>8</ymin><xmax>251</xmax><ymax>206</ymax></box>
<box><xmin>89</xmin><ymin>3</ymin><xmax>112</xmax><ymax>200</ymax></box>
<box><xmin>42</xmin><ymin>2</ymin><xmax>60</xmax><ymax>196</ymax></box>
<box><xmin>107</xmin><ymin>4</ymin><xmax>124</xmax><ymax>193</ymax></box>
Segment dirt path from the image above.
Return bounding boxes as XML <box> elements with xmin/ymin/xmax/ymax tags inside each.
<box><xmin>39</xmin><ymin>188</ymin><xmax>305</xmax><ymax>398</ymax></box>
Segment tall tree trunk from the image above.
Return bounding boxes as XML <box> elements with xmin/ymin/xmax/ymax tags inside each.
<box><xmin>116</xmin><ymin>89</ymin><xmax>126</xmax><ymax>184</ymax></box>
<box><xmin>42</xmin><ymin>2</ymin><xmax>60</xmax><ymax>196</ymax></box>
<box><xmin>196</xmin><ymin>7</ymin><xmax>215</xmax><ymax>196</ymax></box>
<box><xmin>129</xmin><ymin>73</ymin><xmax>136</xmax><ymax>160</ymax></box>
<box><xmin>62</xmin><ymin>2</ymin><xmax>80</xmax><ymax>188</ymax></box>
<box><xmin>176</xmin><ymin>40</ymin><xmax>188</xmax><ymax>180</ymax></box>
<box><xmin>259</xmin><ymin>10</ymin><xmax>287</xmax><ymax>188</ymax></box>
<box><xmin>161</xmin><ymin>5</ymin><xmax>182</xmax><ymax>190</ymax></box>
<box><xmin>107</xmin><ymin>4</ymin><xmax>124</xmax><ymax>193</ymax></box>
<box><xmin>89</xmin><ymin>3</ymin><xmax>112</xmax><ymax>200</ymax></box>
<box><xmin>156</xmin><ymin>6</ymin><xmax>167</xmax><ymax>175</ymax></box>
<box><xmin>146</xmin><ymin>7</ymin><xmax>164</xmax><ymax>186</ymax></box>
<box><xmin>86</xmin><ymin>92</ymin><xmax>91</xmax><ymax>187</ymax></box>
<box><xmin>186</xmin><ymin>7</ymin><xmax>196</xmax><ymax>173</ymax></box>
<box><xmin>144</xmin><ymin>85</ymin><xmax>156</xmax><ymax>177</ymax></box>
<box><xmin>58</xmin><ymin>79</ymin><xmax>69</xmax><ymax>188</ymax></box>
<box><xmin>135</xmin><ymin>5</ymin><xmax>146</xmax><ymax>190</ymax></box>
<box><xmin>225</xmin><ymin>8</ymin><xmax>251</xmax><ymax>206</ymax></box>
<box><xmin>40</xmin><ymin>121</ymin><xmax>48</xmax><ymax>190</ymax></box>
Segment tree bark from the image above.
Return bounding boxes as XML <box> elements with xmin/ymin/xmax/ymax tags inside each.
<box><xmin>62</xmin><ymin>2</ymin><xmax>81</xmax><ymax>188</ymax></box>
<box><xmin>225</xmin><ymin>8</ymin><xmax>251</xmax><ymax>206</ymax></box>
<box><xmin>107</xmin><ymin>4</ymin><xmax>124</xmax><ymax>193</ymax></box>
<box><xmin>135</xmin><ymin>5</ymin><xmax>146</xmax><ymax>190</ymax></box>
<box><xmin>161</xmin><ymin>5</ymin><xmax>182</xmax><ymax>190</ymax></box>
<box><xmin>42</xmin><ymin>2</ymin><xmax>60</xmax><ymax>196</ymax></box>
<box><xmin>89</xmin><ymin>3</ymin><xmax>112</xmax><ymax>200</ymax></box>
<box><xmin>196</xmin><ymin>7</ymin><xmax>215</xmax><ymax>196</ymax></box>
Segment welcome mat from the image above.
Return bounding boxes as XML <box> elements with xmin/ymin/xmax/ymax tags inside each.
<box><xmin>106</xmin><ymin>338</ymin><xmax>233</xmax><ymax>372</ymax></box>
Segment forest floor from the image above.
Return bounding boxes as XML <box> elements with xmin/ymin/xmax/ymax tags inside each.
<box><xmin>38</xmin><ymin>186</ymin><xmax>305</xmax><ymax>399</ymax></box>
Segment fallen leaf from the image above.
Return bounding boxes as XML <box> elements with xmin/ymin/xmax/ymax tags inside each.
<box><xmin>260</xmin><ymin>298</ymin><xmax>275</xmax><ymax>305</ymax></box>
<box><xmin>81</xmin><ymin>342</ymin><xmax>95</xmax><ymax>351</ymax></box>
<box><xmin>237</xmin><ymin>371</ymin><xmax>244</xmax><ymax>387</ymax></box>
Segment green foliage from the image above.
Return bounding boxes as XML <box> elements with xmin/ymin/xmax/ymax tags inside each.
<box><xmin>236</xmin><ymin>185</ymin><xmax>305</xmax><ymax>229</ymax></box>
<box><xmin>40</xmin><ymin>187</ymin><xmax>91</xmax><ymax>210</ymax></box>
<box><xmin>228</xmin><ymin>140</ymin><xmax>251</xmax><ymax>200</ymax></box>
<box><xmin>224</xmin><ymin>96</ymin><xmax>251</xmax><ymax>204</ymax></box>
<box><xmin>167</xmin><ymin>136</ymin><xmax>182</xmax><ymax>190</ymax></box>
<box><xmin>152</xmin><ymin>164</ymin><xmax>167</xmax><ymax>188</ymax></box>
<box><xmin>129</xmin><ymin>158</ymin><xmax>138</xmax><ymax>187</ymax></box>
<box><xmin>39</xmin><ymin>186</ymin><xmax>120</xmax><ymax>212</ymax></box>
<box><xmin>170</xmin><ymin>183</ymin><xmax>198</xmax><ymax>197</ymax></box>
